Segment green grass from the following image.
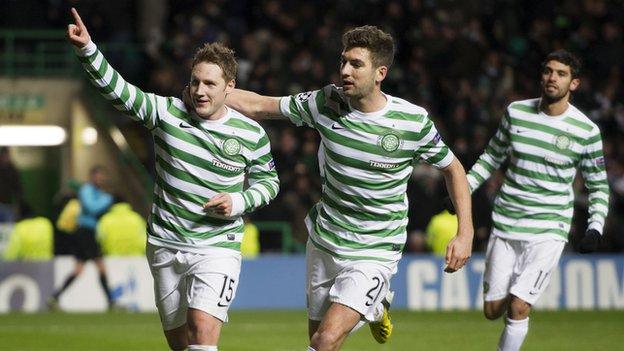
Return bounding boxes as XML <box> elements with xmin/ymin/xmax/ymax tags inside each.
<box><xmin>0</xmin><ymin>310</ymin><xmax>622</xmax><ymax>350</ymax></box>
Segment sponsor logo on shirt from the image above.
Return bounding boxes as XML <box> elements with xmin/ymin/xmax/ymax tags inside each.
<box><xmin>544</xmin><ymin>155</ymin><xmax>567</xmax><ymax>165</ymax></box>
<box><xmin>369</xmin><ymin>160</ymin><xmax>400</xmax><ymax>169</ymax></box>
<box><xmin>268</xmin><ymin>159</ymin><xmax>275</xmax><ymax>170</ymax></box>
<box><xmin>212</xmin><ymin>159</ymin><xmax>242</xmax><ymax>173</ymax></box>
<box><xmin>596</xmin><ymin>156</ymin><xmax>605</xmax><ymax>167</ymax></box>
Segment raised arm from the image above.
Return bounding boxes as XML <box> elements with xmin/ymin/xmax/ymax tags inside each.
<box><xmin>440</xmin><ymin>158</ymin><xmax>474</xmax><ymax>272</ymax></box>
<box><xmin>68</xmin><ymin>8</ymin><xmax>162</xmax><ymax>130</ymax></box>
<box><xmin>466</xmin><ymin>111</ymin><xmax>512</xmax><ymax>192</ymax></box>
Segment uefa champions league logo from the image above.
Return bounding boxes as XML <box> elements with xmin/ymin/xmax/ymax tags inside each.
<box><xmin>380</xmin><ymin>133</ymin><xmax>400</xmax><ymax>153</ymax></box>
<box><xmin>223</xmin><ymin>138</ymin><xmax>241</xmax><ymax>156</ymax></box>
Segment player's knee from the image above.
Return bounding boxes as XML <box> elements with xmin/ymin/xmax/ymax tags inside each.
<box><xmin>509</xmin><ymin>297</ymin><xmax>531</xmax><ymax>318</ymax></box>
<box><xmin>483</xmin><ymin>301</ymin><xmax>505</xmax><ymax>320</ymax></box>
<box><xmin>483</xmin><ymin>306</ymin><xmax>503</xmax><ymax>320</ymax></box>
<box><xmin>310</xmin><ymin>328</ymin><xmax>343</xmax><ymax>350</ymax></box>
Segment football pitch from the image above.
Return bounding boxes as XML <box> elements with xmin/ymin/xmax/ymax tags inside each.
<box><xmin>1</xmin><ymin>310</ymin><xmax>622</xmax><ymax>350</ymax></box>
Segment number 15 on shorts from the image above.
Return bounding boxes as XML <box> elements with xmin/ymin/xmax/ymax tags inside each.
<box><xmin>217</xmin><ymin>275</ymin><xmax>236</xmax><ymax>307</ymax></box>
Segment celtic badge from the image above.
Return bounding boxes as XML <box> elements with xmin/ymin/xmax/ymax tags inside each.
<box><xmin>223</xmin><ymin>138</ymin><xmax>241</xmax><ymax>156</ymax></box>
<box><xmin>379</xmin><ymin>133</ymin><xmax>400</xmax><ymax>152</ymax></box>
<box><xmin>554</xmin><ymin>135</ymin><xmax>571</xmax><ymax>150</ymax></box>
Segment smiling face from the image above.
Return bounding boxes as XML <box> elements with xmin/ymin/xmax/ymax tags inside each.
<box><xmin>340</xmin><ymin>47</ymin><xmax>387</xmax><ymax>100</ymax></box>
<box><xmin>189</xmin><ymin>61</ymin><xmax>235</xmax><ymax>119</ymax></box>
<box><xmin>540</xmin><ymin>60</ymin><xmax>579</xmax><ymax>103</ymax></box>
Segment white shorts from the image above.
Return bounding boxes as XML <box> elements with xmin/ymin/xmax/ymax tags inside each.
<box><xmin>306</xmin><ymin>240</ymin><xmax>396</xmax><ymax>322</ymax></box>
<box><xmin>483</xmin><ymin>235</ymin><xmax>564</xmax><ymax>305</ymax></box>
<box><xmin>146</xmin><ymin>242</ymin><xmax>241</xmax><ymax>330</ymax></box>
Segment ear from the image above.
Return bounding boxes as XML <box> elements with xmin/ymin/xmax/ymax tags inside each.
<box><xmin>225</xmin><ymin>79</ymin><xmax>236</xmax><ymax>94</ymax></box>
<box><xmin>569</xmin><ymin>77</ymin><xmax>580</xmax><ymax>92</ymax></box>
<box><xmin>375</xmin><ymin>66</ymin><xmax>388</xmax><ymax>84</ymax></box>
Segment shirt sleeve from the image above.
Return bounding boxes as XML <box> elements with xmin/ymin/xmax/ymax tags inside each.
<box><xmin>467</xmin><ymin>111</ymin><xmax>512</xmax><ymax>192</ymax></box>
<box><xmin>414</xmin><ymin>117</ymin><xmax>455</xmax><ymax>169</ymax></box>
<box><xmin>76</xmin><ymin>41</ymin><xmax>166</xmax><ymax>130</ymax></box>
<box><xmin>230</xmin><ymin>132</ymin><xmax>280</xmax><ymax>216</ymax></box>
<box><xmin>278</xmin><ymin>90</ymin><xmax>319</xmax><ymax>128</ymax></box>
<box><xmin>580</xmin><ymin>127</ymin><xmax>610</xmax><ymax>234</ymax></box>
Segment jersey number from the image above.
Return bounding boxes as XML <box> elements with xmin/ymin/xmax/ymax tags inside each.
<box><xmin>218</xmin><ymin>276</ymin><xmax>236</xmax><ymax>307</ymax></box>
<box><xmin>365</xmin><ymin>277</ymin><xmax>385</xmax><ymax>306</ymax></box>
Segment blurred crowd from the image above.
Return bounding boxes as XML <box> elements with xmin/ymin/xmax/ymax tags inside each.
<box><xmin>2</xmin><ymin>0</ymin><xmax>624</xmax><ymax>254</ymax></box>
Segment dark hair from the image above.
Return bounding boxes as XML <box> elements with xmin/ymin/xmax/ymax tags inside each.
<box><xmin>542</xmin><ymin>50</ymin><xmax>581</xmax><ymax>78</ymax></box>
<box><xmin>192</xmin><ymin>42</ymin><xmax>237</xmax><ymax>82</ymax></box>
<box><xmin>342</xmin><ymin>25</ymin><xmax>395</xmax><ymax>68</ymax></box>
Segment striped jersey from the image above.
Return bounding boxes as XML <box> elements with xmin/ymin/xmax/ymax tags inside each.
<box><xmin>77</xmin><ymin>41</ymin><xmax>279</xmax><ymax>255</ymax></box>
<box><xmin>280</xmin><ymin>85</ymin><xmax>454</xmax><ymax>262</ymax></box>
<box><xmin>467</xmin><ymin>98</ymin><xmax>609</xmax><ymax>241</ymax></box>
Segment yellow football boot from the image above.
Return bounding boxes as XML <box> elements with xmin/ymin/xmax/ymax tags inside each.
<box><xmin>369</xmin><ymin>291</ymin><xmax>394</xmax><ymax>344</ymax></box>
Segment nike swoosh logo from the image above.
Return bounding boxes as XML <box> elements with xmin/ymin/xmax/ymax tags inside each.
<box><xmin>217</xmin><ymin>302</ymin><xmax>230</xmax><ymax>307</ymax></box>
<box><xmin>179</xmin><ymin>122</ymin><xmax>192</xmax><ymax>129</ymax></box>
<box><xmin>529</xmin><ymin>291</ymin><xmax>539</xmax><ymax>295</ymax></box>
<box><xmin>331</xmin><ymin>123</ymin><xmax>344</xmax><ymax>130</ymax></box>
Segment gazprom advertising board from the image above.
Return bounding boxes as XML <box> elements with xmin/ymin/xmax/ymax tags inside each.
<box><xmin>1</xmin><ymin>254</ymin><xmax>622</xmax><ymax>312</ymax></box>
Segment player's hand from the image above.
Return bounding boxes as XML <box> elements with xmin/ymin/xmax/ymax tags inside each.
<box><xmin>203</xmin><ymin>193</ymin><xmax>233</xmax><ymax>217</ymax></box>
<box><xmin>578</xmin><ymin>229</ymin><xmax>601</xmax><ymax>254</ymax></box>
<box><xmin>67</xmin><ymin>7</ymin><xmax>90</xmax><ymax>48</ymax></box>
<box><xmin>443</xmin><ymin>196</ymin><xmax>455</xmax><ymax>215</ymax></box>
<box><xmin>444</xmin><ymin>233</ymin><xmax>472</xmax><ymax>273</ymax></box>
<box><xmin>182</xmin><ymin>85</ymin><xmax>195</xmax><ymax>113</ymax></box>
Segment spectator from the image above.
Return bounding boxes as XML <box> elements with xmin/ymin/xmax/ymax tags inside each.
<box><xmin>0</xmin><ymin>147</ymin><xmax>22</xmax><ymax>223</ymax></box>
<box><xmin>3</xmin><ymin>202</ymin><xmax>53</xmax><ymax>261</ymax></box>
<box><xmin>96</xmin><ymin>198</ymin><xmax>146</xmax><ymax>256</ymax></box>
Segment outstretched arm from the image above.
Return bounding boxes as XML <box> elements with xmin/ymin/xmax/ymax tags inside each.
<box><xmin>68</xmin><ymin>8</ymin><xmax>162</xmax><ymax>129</ymax></box>
<box><xmin>226</xmin><ymin>89</ymin><xmax>285</xmax><ymax>120</ymax></box>
<box><xmin>440</xmin><ymin>158</ymin><xmax>474</xmax><ymax>272</ymax></box>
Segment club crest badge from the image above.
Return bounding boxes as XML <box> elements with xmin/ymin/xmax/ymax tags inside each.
<box><xmin>223</xmin><ymin>138</ymin><xmax>241</xmax><ymax>156</ymax></box>
<box><xmin>379</xmin><ymin>133</ymin><xmax>401</xmax><ymax>153</ymax></box>
<box><xmin>554</xmin><ymin>135</ymin><xmax>571</xmax><ymax>150</ymax></box>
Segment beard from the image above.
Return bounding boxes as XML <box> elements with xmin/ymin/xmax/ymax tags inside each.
<box><xmin>541</xmin><ymin>85</ymin><xmax>569</xmax><ymax>104</ymax></box>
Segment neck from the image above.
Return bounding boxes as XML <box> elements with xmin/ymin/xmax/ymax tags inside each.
<box><xmin>539</xmin><ymin>95</ymin><xmax>569</xmax><ymax>116</ymax></box>
<box><xmin>203</xmin><ymin>105</ymin><xmax>228</xmax><ymax>121</ymax></box>
<box><xmin>349</xmin><ymin>89</ymin><xmax>386</xmax><ymax>113</ymax></box>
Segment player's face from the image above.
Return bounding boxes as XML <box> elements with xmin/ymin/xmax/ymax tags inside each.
<box><xmin>189</xmin><ymin>62</ymin><xmax>235</xmax><ymax>119</ymax></box>
<box><xmin>340</xmin><ymin>47</ymin><xmax>386</xmax><ymax>99</ymax></box>
<box><xmin>540</xmin><ymin>60</ymin><xmax>579</xmax><ymax>103</ymax></box>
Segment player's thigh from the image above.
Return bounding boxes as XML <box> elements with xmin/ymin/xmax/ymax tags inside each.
<box><xmin>510</xmin><ymin>240</ymin><xmax>565</xmax><ymax>305</ymax></box>
<box><xmin>186</xmin><ymin>254</ymin><xmax>242</xmax><ymax>323</ymax></box>
<box><xmin>483</xmin><ymin>236</ymin><xmax>517</xmax><ymax>302</ymax></box>
<box><xmin>146</xmin><ymin>244</ymin><xmax>187</xmax><ymax>330</ymax></box>
<box><xmin>306</xmin><ymin>240</ymin><xmax>337</xmax><ymax>321</ymax></box>
<box><xmin>330</xmin><ymin>261</ymin><xmax>393</xmax><ymax>322</ymax></box>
